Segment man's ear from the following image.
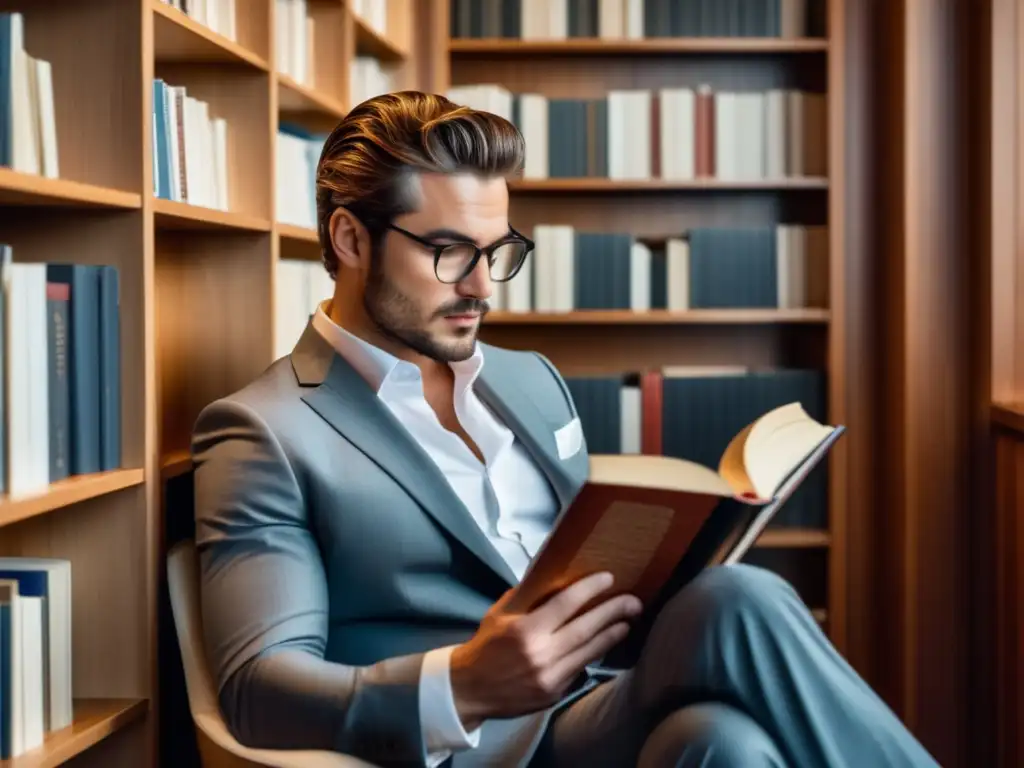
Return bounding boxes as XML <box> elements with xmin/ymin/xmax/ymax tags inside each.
<box><xmin>329</xmin><ymin>208</ymin><xmax>371</xmax><ymax>271</ymax></box>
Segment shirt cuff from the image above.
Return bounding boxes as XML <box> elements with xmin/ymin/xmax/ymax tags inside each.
<box><xmin>420</xmin><ymin>645</ymin><xmax>482</xmax><ymax>765</ymax></box>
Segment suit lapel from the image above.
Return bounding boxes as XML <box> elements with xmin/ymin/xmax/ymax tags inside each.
<box><xmin>475</xmin><ymin>357</ymin><xmax>577</xmax><ymax>511</ymax></box>
<box><xmin>292</xmin><ymin>323</ymin><xmax>519</xmax><ymax>589</ymax></box>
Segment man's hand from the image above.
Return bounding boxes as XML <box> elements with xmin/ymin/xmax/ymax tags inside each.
<box><xmin>448</xmin><ymin>572</ymin><xmax>642</xmax><ymax>731</ymax></box>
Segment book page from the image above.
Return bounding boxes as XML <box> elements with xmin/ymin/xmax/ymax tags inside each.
<box><xmin>744</xmin><ymin>403</ymin><xmax>835</xmax><ymax>498</ymax></box>
<box><xmin>588</xmin><ymin>454</ymin><xmax>733</xmax><ymax>497</ymax></box>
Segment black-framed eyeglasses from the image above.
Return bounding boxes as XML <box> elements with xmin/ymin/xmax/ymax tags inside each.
<box><xmin>387</xmin><ymin>223</ymin><xmax>534</xmax><ymax>284</ymax></box>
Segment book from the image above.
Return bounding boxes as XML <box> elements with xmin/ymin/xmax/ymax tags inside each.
<box><xmin>507</xmin><ymin>401</ymin><xmax>844</xmax><ymax>667</ymax></box>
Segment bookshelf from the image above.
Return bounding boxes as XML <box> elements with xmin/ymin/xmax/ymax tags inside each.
<box><xmin>442</xmin><ymin>0</ymin><xmax>848</xmax><ymax>655</ymax></box>
<box><xmin>0</xmin><ymin>0</ymin><xmax>433</xmax><ymax>765</ymax></box>
<box><xmin>0</xmin><ymin>0</ymin><xmax>857</xmax><ymax>765</ymax></box>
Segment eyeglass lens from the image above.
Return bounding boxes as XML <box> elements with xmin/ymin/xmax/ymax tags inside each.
<box><xmin>435</xmin><ymin>240</ymin><xmax>528</xmax><ymax>282</ymax></box>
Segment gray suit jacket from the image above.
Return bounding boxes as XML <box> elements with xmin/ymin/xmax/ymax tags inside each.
<box><xmin>191</xmin><ymin>320</ymin><xmax>595</xmax><ymax>767</ymax></box>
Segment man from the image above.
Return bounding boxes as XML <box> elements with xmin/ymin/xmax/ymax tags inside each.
<box><xmin>191</xmin><ymin>91</ymin><xmax>938</xmax><ymax>768</ymax></box>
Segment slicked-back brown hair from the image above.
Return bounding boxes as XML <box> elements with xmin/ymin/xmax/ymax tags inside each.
<box><xmin>315</xmin><ymin>90</ymin><xmax>525</xmax><ymax>279</ymax></box>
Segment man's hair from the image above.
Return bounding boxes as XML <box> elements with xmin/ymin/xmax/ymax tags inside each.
<box><xmin>315</xmin><ymin>90</ymin><xmax>525</xmax><ymax>279</ymax></box>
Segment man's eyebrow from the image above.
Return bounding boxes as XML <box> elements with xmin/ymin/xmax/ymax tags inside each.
<box><xmin>419</xmin><ymin>228</ymin><xmax>476</xmax><ymax>242</ymax></box>
<box><xmin>419</xmin><ymin>227</ymin><xmax>515</xmax><ymax>243</ymax></box>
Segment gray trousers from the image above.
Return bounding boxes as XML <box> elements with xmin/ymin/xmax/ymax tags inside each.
<box><xmin>530</xmin><ymin>564</ymin><xmax>940</xmax><ymax>768</ymax></box>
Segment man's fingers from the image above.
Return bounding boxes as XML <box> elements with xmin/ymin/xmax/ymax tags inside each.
<box><xmin>526</xmin><ymin>571</ymin><xmax>616</xmax><ymax>632</ymax></box>
<box><xmin>554</xmin><ymin>593</ymin><xmax>642</xmax><ymax>656</ymax></box>
<box><xmin>544</xmin><ymin>621</ymin><xmax>631</xmax><ymax>691</ymax></box>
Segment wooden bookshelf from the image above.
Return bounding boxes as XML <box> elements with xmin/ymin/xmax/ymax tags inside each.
<box><xmin>0</xmin><ymin>0</ymin><xmax>438</xmax><ymax>765</ymax></box>
<box><xmin>449</xmin><ymin>38</ymin><xmax>831</xmax><ymax>55</ymax></box>
<box><xmin>444</xmin><ymin>0</ymin><xmax>850</xmax><ymax>656</ymax></box>
<box><xmin>0</xmin><ymin>698</ymin><xmax>148</xmax><ymax>768</ymax></box>
<box><xmin>0</xmin><ymin>0</ymin><xmax>861</xmax><ymax>764</ymax></box>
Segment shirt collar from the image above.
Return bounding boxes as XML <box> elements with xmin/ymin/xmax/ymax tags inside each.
<box><xmin>311</xmin><ymin>300</ymin><xmax>485</xmax><ymax>397</ymax></box>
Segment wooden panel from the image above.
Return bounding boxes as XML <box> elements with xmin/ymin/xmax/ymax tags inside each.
<box><xmin>0</xmin><ymin>0</ymin><xmax>143</xmax><ymax>193</ymax></box>
<box><xmin>868</xmin><ymin>1</ymin><xmax>971</xmax><ymax>762</ymax></box>
<box><xmin>155</xmin><ymin>231</ymin><xmax>275</xmax><ymax>456</ymax></box>
<box><xmin>306</xmin><ymin>0</ymin><xmax>350</xmax><ymax>107</ymax></box>
<box><xmin>449</xmin><ymin>51</ymin><xmax>828</xmax><ymax>95</ymax></box>
<box><xmin>992</xmin><ymin>424</ymin><xmax>1024</xmax><ymax>768</ymax></box>
<box><xmin>510</xmin><ymin>189</ymin><xmax>828</xmax><ymax>233</ymax></box>
<box><xmin>480</xmin><ymin>323</ymin><xmax>828</xmax><ymax>374</ymax></box>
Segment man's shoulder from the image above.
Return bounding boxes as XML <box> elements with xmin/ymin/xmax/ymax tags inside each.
<box><xmin>478</xmin><ymin>342</ymin><xmax>561</xmax><ymax>381</ymax></box>
<box><xmin>192</xmin><ymin>355</ymin><xmax>304</xmax><ymax>435</ymax></box>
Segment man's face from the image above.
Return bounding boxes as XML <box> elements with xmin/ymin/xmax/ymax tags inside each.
<box><xmin>363</xmin><ymin>172</ymin><xmax>510</xmax><ymax>363</ymax></box>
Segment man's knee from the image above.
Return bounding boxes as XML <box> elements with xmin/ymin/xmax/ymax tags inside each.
<box><xmin>668</xmin><ymin>563</ymin><xmax>797</xmax><ymax>626</ymax></box>
<box><xmin>637</xmin><ymin>703</ymin><xmax>784</xmax><ymax>768</ymax></box>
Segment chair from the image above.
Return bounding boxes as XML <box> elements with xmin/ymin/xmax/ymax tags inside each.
<box><xmin>166</xmin><ymin>539</ymin><xmax>379</xmax><ymax>768</ymax></box>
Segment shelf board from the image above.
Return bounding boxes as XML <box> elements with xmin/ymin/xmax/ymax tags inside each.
<box><xmin>508</xmin><ymin>177</ymin><xmax>829</xmax><ymax>193</ymax></box>
<box><xmin>0</xmin><ymin>169</ymin><xmax>141</xmax><ymax>209</ymax></box>
<box><xmin>757</xmin><ymin>528</ymin><xmax>832</xmax><ymax>548</ymax></box>
<box><xmin>484</xmin><ymin>309</ymin><xmax>830</xmax><ymax>325</ymax></box>
<box><xmin>449</xmin><ymin>37</ymin><xmax>830</xmax><ymax>56</ymax></box>
<box><xmin>1</xmin><ymin>698</ymin><xmax>148</xmax><ymax>768</ymax></box>
<box><xmin>353</xmin><ymin>15</ymin><xmax>408</xmax><ymax>62</ymax></box>
<box><xmin>161</xmin><ymin>449</ymin><xmax>193</xmax><ymax>481</ymax></box>
<box><xmin>992</xmin><ymin>401</ymin><xmax>1024</xmax><ymax>436</ymax></box>
<box><xmin>277</xmin><ymin>223</ymin><xmax>318</xmax><ymax>243</ymax></box>
<box><xmin>152</xmin><ymin>0</ymin><xmax>268</xmax><ymax>70</ymax></box>
<box><xmin>153</xmin><ymin>198</ymin><xmax>272</xmax><ymax>233</ymax></box>
<box><xmin>277</xmin><ymin>75</ymin><xmax>346</xmax><ymax>118</ymax></box>
<box><xmin>0</xmin><ymin>470</ymin><xmax>145</xmax><ymax>529</ymax></box>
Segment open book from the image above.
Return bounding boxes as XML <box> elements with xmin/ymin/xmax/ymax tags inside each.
<box><xmin>508</xmin><ymin>402</ymin><xmax>844</xmax><ymax>665</ymax></box>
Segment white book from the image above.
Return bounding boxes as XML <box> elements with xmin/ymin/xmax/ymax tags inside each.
<box><xmin>764</xmin><ymin>89</ymin><xmax>787</xmax><ymax>179</ymax></box>
<box><xmin>659</xmin><ymin>88</ymin><xmax>695</xmax><ymax>180</ymax></box>
<box><xmin>505</xmin><ymin>250</ymin><xmax>533</xmax><ymax>311</ymax></box>
<box><xmin>18</xmin><ymin>595</ymin><xmax>44</xmax><ymax>751</ymax></box>
<box><xmin>274</xmin><ymin>259</ymin><xmax>310</xmax><ymax>359</ymax></box>
<box><xmin>34</xmin><ymin>59</ymin><xmax>58</xmax><ymax>178</ymax></box>
<box><xmin>519</xmin><ymin>94</ymin><xmax>548</xmax><ymax>180</ymax></box>
<box><xmin>212</xmin><ymin>117</ymin><xmax>228</xmax><ymax>211</ymax></box>
<box><xmin>11</xmin><ymin>21</ymin><xmax>38</xmax><ymax>175</ymax></box>
<box><xmin>598</xmin><ymin>0</ymin><xmax>624</xmax><ymax>37</ymax></box>
<box><xmin>619</xmin><ymin>383</ymin><xmax>642</xmax><ymax>454</ymax></box>
<box><xmin>531</xmin><ymin>226</ymin><xmax>554</xmax><ymax>311</ymax></box>
<box><xmin>624</xmin><ymin>0</ymin><xmax>644</xmax><ymax>38</ymax></box>
<box><xmin>546</xmin><ymin>0</ymin><xmax>568</xmax><ymax>39</ymax></box>
<box><xmin>666</xmin><ymin>237</ymin><xmax>690</xmax><ymax>311</ymax></box>
<box><xmin>714</xmin><ymin>92</ymin><xmax>737</xmax><ymax>180</ymax></box>
<box><xmin>550</xmin><ymin>225</ymin><xmax>575</xmax><ymax>312</ymax></box>
<box><xmin>5</xmin><ymin>263</ymin><xmax>49</xmax><ymax>497</ymax></box>
<box><xmin>630</xmin><ymin>241</ymin><xmax>651</xmax><ymax>311</ymax></box>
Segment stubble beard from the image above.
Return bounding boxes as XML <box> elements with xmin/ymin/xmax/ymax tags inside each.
<box><xmin>363</xmin><ymin>258</ymin><xmax>483</xmax><ymax>363</ymax></box>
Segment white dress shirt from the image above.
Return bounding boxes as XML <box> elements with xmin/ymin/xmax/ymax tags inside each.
<box><xmin>311</xmin><ymin>302</ymin><xmax>560</xmax><ymax>766</ymax></box>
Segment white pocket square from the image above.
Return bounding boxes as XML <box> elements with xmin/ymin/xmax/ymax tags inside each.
<box><xmin>554</xmin><ymin>417</ymin><xmax>583</xmax><ymax>460</ymax></box>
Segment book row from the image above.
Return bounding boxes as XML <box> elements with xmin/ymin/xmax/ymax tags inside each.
<box><xmin>351</xmin><ymin>56</ymin><xmax>396</xmax><ymax>108</ymax></box>
<box><xmin>0</xmin><ymin>558</ymin><xmax>72</xmax><ymax>759</ymax></box>
<box><xmin>492</xmin><ymin>224</ymin><xmax>828</xmax><ymax>312</ymax></box>
<box><xmin>447</xmin><ymin>84</ymin><xmax>827</xmax><ymax>182</ymax></box>
<box><xmin>276</xmin><ymin>0</ymin><xmax>317</xmax><ymax>88</ymax></box>
<box><xmin>277</xmin><ymin>125</ymin><xmax>327</xmax><ymax>231</ymax></box>
<box><xmin>0</xmin><ymin>249</ymin><xmax>122</xmax><ymax>497</ymax></box>
<box><xmin>0</xmin><ymin>12</ymin><xmax>59</xmax><ymax>177</ymax></box>
<box><xmin>151</xmin><ymin>79</ymin><xmax>230</xmax><ymax>211</ymax></box>
<box><xmin>157</xmin><ymin>0</ymin><xmax>239</xmax><ymax>42</ymax></box>
<box><xmin>350</xmin><ymin>0</ymin><xmax>390</xmax><ymax>38</ymax></box>
<box><xmin>567</xmin><ymin>366</ymin><xmax>828</xmax><ymax>529</ymax></box>
<box><xmin>450</xmin><ymin>0</ymin><xmax>823</xmax><ymax>41</ymax></box>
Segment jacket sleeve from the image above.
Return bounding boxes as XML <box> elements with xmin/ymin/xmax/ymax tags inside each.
<box><xmin>191</xmin><ymin>396</ymin><xmax>427</xmax><ymax>766</ymax></box>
